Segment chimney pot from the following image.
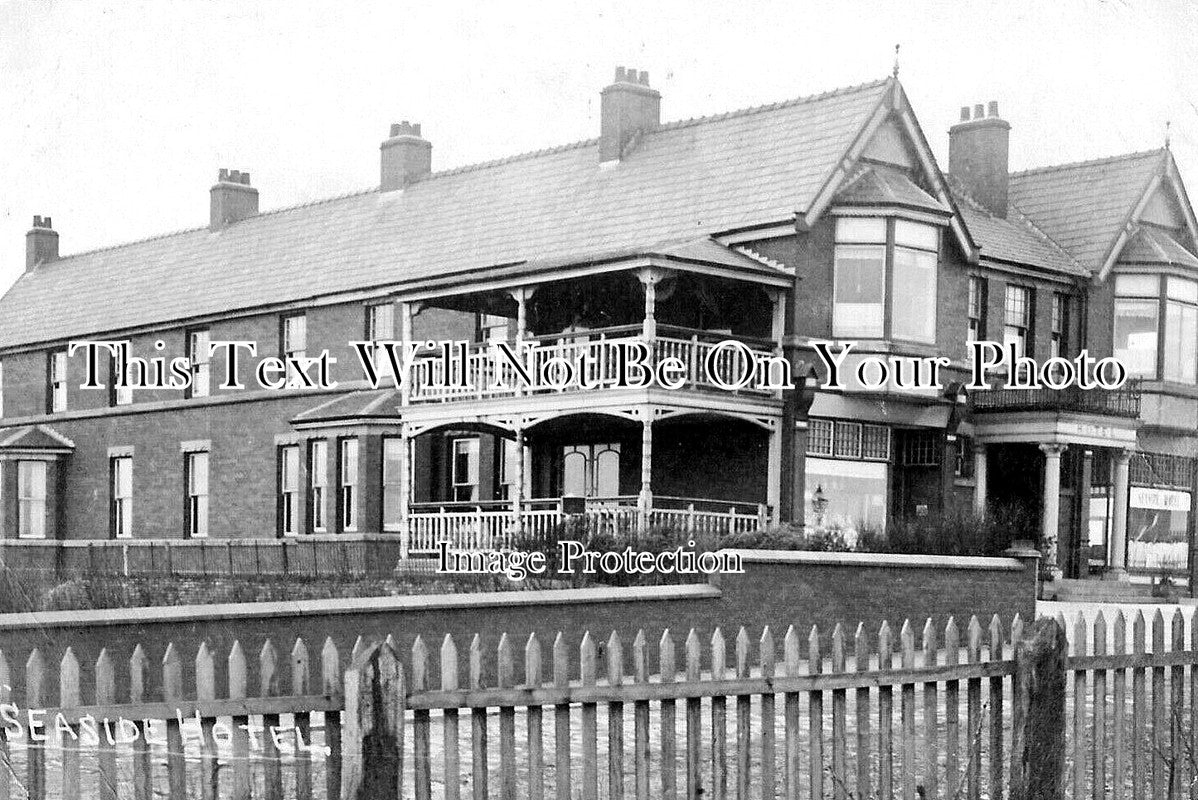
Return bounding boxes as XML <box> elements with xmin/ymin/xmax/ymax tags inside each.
<box><xmin>210</xmin><ymin>167</ymin><xmax>259</xmax><ymax>229</ymax></box>
<box><xmin>973</xmin><ymin>104</ymin><xmax>984</xmax><ymax>120</ymax></box>
<box><xmin>380</xmin><ymin>122</ymin><xmax>432</xmax><ymax>191</ymax></box>
<box><xmin>988</xmin><ymin>100</ymin><xmax>999</xmax><ymax>117</ymax></box>
<box><xmin>959</xmin><ymin>106</ymin><xmax>970</xmax><ymax>122</ymax></box>
<box><xmin>599</xmin><ymin>65</ymin><xmax>661</xmax><ymax>162</ymax></box>
<box><xmin>26</xmin><ymin>214</ymin><xmax>59</xmax><ymax>270</ymax></box>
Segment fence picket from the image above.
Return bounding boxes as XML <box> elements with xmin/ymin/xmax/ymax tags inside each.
<box><xmin>711</xmin><ymin>629</ymin><xmax>727</xmax><ymax>800</ymax></box>
<box><xmin>1132</xmin><ymin>611</ymin><xmax>1147</xmax><ymax>795</ymax></box>
<box><xmin>965</xmin><ymin>616</ymin><xmax>982</xmax><ymax>800</ymax></box>
<box><xmin>734</xmin><ymin>628</ymin><xmax>751</xmax><ymax>800</ymax></box>
<box><xmin>129</xmin><ymin>645</ymin><xmax>153</xmax><ymax>800</ymax></box>
<box><xmin>830</xmin><ymin>624</ymin><xmax>847</xmax><ymax>800</ymax></box>
<box><xmin>1152</xmin><ymin>610</ymin><xmax>1166</xmax><ymax>800</ymax></box>
<box><xmin>608</xmin><ymin>631</ymin><xmax>627</xmax><ymax>800</ymax></box>
<box><xmin>1092</xmin><ymin>613</ymin><xmax>1107</xmax><ymax>800</ymax></box>
<box><xmin>553</xmin><ymin>632</ymin><xmax>571</xmax><ymax>800</ymax></box>
<box><xmin>441</xmin><ymin>636</ymin><xmax>462</xmax><ymax>800</ymax></box>
<box><xmin>944</xmin><ymin>617</ymin><xmax>960</xmax><ymax>800</ymax></box>
<box><xmin>810</xmin><ymin>625</ymin><xmax>825</xmax><ymax>800</ymax></box>
<box><xmin>580</xmin><ymin>632</ymin><xmax>599</xmax><ymax>800</ymax></box>
<box><xmin>922</xmin><ymin>618</ymin><xmax>939</xmax><ymax>800</ymax></box>
<box><xmin>291</xmin><ymin>638</ymin><xmax>314</xmax><ymax>800</ymax></box>
<box><xmin>527</xmin><ymin>633</ymin><xmax>545</xmax><ymax>800</ymax></box>
<box><xmin>660</xmin><ymin>630</ymin><xmax>677</xmax><ymax>800</ymax></box>
<box><xmin>989</xmin><ymin>614</ymin><xmax>1006</xmax><ymax>800</ymax></box>
<box><xmin>759</xmin><ymin>627</ymin><xmax>776</xmax><ymax>800</ymax></box>
<box><xmin>499</xmin><ymin>633</ymin><xmax>518</xmax><ymax>800</ymax></box>
<box><xmin>24</xmin><ymin>649</ymin><xmax>44</xmax><ymax>800</ymax></box>
<box><xmin>411</xmin><ymin>637</ymin><xmax>432</xmax><ymax>800</ymax></box>
<box><xmin>1072</xmin><ymin>615</ymin><xmax>1087</xmax><ymax>800</ymax></box>
<box><xmin>900</xmin><ymin>621</ymin><xmax>916</xmax><ymax>800</ymax></box>
<box><xmin>260</xmin><ymin>640</ymin><xmax>284</xmax><ymax>800</ymax></box>
<box><xmin>685</xmin><ymin>629</ymin><xmax>702</xmax><ymax>800</ymax></box>
<box><xmin>59</xmin><ymin>648</ymin><xmax>81</xmax><ymax>800</ymax></box>
<box><xmin>195</xmin><ymin>642</ymin><xmax>219</xmax><ymax>800</ymax></box>
<box><xmin>853</xmin><ymin>624</ymin><xmax>871</xmax><ymax>800</ymax></box>
<box><xmin>878</xmin><ymin>621</ymin><xmax>895</xmax><ymax>800</ymax></box>
<box><xmin>632</xmin><ymin>631</ymin><xmax>650</xmax><ymax>800</ymax></box>
<box><xmin>1112</xmin><ymin>611</ymin><xmax>1127</xmax><ymax>800</ymax></box>
<box><xmin>91</xmin><ymin>649</ymin><xmax>117</xmax><ymax>800</ymax></box>
<box><xmin>783</xmin><ymin>626</ymin><xmax>801</xmax><ymax>800</ymax></box>
<box><xmin>162</xmin><ymin>643</ymin><xmax>187</xmax><ymax>800</ymax></box>
<box><xmin>470</xmin><ymin>634</ymin><xmax>488</xmax><ymax>800</ymax></box>
<box><xmin>321</xmin><ymin>637</ymin><xmax>343</xmax><ymax>800</ymax></box>
<box><xmin>1170</xmin><ymin>610</ymin><xmax>1184</xmax><ymax>800</ymax></box>
<box><xmin>229</xmin><ymin>640</ymin><xmax>252</xmax><ymax>800</ymax></box>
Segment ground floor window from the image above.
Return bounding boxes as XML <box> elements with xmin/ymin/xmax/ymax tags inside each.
<box><xmin>339</xmin><ymin>439</ymin><xmax>359</xmax><ymax>530</ymax></box>
<box><xmin>804</xmin><ymin>458</ymin><xmax>887</xmax><ymax>537</ymax></box>
<box><xmin>309</xmin><ymin>440</ymin><xmax>327</xmax><ymax>532</ymax></box>
<box><xmin>383</xmin><ymin>438</ymin><xmax>404</xmax><ymax>529</ymax></box>
<box><xmin>452</xmin><ymin>438</ymin><xmax>480</xmax><ymax>501</ymax></box>
<box><xmin>279</xmin><ymin>445</ymin><xmax>300</xmax><ymax>537</ymax></box>
<box><xmin>1126</xmin><ymin>486</ymin><xmax>1191</xmax><ymax>573</ymax></box>
<box><xmin>17</xmin><ymin>460</ymin><xmax>47</xmax><ymax>539</ymax></box>
<box><xmin>562</xmin><ymin>443</ymin><xmax>620</xmax><ymax>498</ymax></box>
<box><xmin>111</xmin><ymin>456</ymin><xmax>133</xmax><ymax>539</ymax></box>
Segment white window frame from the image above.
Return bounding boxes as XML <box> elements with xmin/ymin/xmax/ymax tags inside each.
<box><xmin>561</xmin><ymin>442</ymin><xmax>621</xmax><ymax>498</ymax></box>
<box><xmin>188</xmin><ymin>329</ymin><xmax>211</xmax><ymax>398</ymax></box>
<box><xmin>339</xmin><ymin>439</ymin><xmax>359</xmax><ymax>531</ymax></box>
<box><xmin>382</xmin><ymin>437</ymin><xmax>405</xmax><ymax>531</ymax></box>
<box><xmin>452</xmin><ymin>437</ymin><xmax>481</xmax><ymax>502</ymax></box>
<box><xmin>310</xmin><ymin>440</ymin><xmax>328</xmax><ymax>532</ymax></box>
<box><xmin>49</xmin><ymin>350</ymin><xmax>67</xmax><ymax>413</ymax></box>
<box><xmin>367</xmin><ymin>303</ymin><xmax>396</xmax><ymax>375</ymax></box>
<box><xmin>186</xmin><ymin>451</ymin><xmax>209</xmax><ymax>538</ymax></box>
<box><xmin>112</xmin><ymin>351</ymin><xmax>133</xmax><ymax>407</ymax></box>
<box><xmin>279</xmin><ymin>445</ymin><xmax>300</xmax><ymax>537</ymax></box>
<box><xmin>1164</xmin><ymin>277</ymin><xmax>1198</xmax><ymax>384</ymax></box>
<box><xmin>282</xmin><ymin>314</ymin><xmax>307</xmax><ymax>388</ymax></box>
<box><xmin>111</xmin><ymin>456</ymin><xmax>133</xmax><ymax>539</ymax></box>
<box><xmin>17</xmin><ymin>460</ymin><xmax>48</xmax><ymax>540</ymax></box>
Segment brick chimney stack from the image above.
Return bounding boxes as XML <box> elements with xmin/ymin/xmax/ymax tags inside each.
<box><xmin>380</xmin><ymin>121</ymin><xmax>432</xmax><ymax>191</ymax></box>
<box><xmin>209</xmin><ymin>169</ymin><xmax>259</xmax><ymax>230</ymax></box>
<box><xmin>26</xmin><ymin>216</ymin><xmax>59</xmax><ymax>271</ymax></box>
<box><xmin>948</xmin><ymin>101</ymin><xmax>1011</xmax><ymax>217</ymax></box>
<box><xmin>600</xmin><ymin>66</ymin><xmax>661</xmax><ymax>162</ymax></box>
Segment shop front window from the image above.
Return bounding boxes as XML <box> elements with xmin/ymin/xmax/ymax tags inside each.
<box><xmin>1126</xmin><ymin>486</ymin><xmax>1191</xmax><ymax>573</ymax></box>
<box><xmin>803</xmin><ymin>458</ymin><xmax>887</xmax><ymax>540</ymax></box>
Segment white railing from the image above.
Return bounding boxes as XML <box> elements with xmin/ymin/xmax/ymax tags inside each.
<box><xmin>405</xmin><ymin>496</ymin><xmax>772</xmax><ymax>554</ymax></box>
<box><xmin>407</xmin><ymin>332</ymin><xmax>779</xmax><ymax>403</ymax></box>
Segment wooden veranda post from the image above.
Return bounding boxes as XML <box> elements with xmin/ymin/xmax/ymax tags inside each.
<box><xmin>1009</xmin><ymin>617</ymin><xmax>1067</xmax><ymax>800</ymax></box>
<box><xmin>344</xmin><ymin>639</ymin><xmax>406</xmax><ymax>800</ymax></box>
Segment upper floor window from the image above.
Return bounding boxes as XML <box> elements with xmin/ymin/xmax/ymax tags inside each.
<box><xmin>967</xmin><ymin>277</ymin><xmax>987</xmax><ymax>342</ymax></box>
<box><xmin>110</xmin><ymin>352</ymin><xmax>133</xmax><ymax>407</ymax></box>
<box><xmin>185</xmin><ymin>451</ymin><xmax>209</xmax><ymax>538</ymax></box>
<box><xmin>339</xmin><ymin>439</ymin><xmax>359</xmax><ymax>531</ymax></box>
<box><xmin>1165</xmin><ymin>277</ymin><xmax>1198</xmax><ymax>384</ymax></box>
<box><xmin>279</xmin><ymin>445</ymin><xmax>300</xmax><ymax>537</ymax></box>
<box><xmin>188</xmin><ymin>329</ymin><xmax>211</xmax><ymax>398</ymax></box>
<box><xmin>1003</xmin><ymin>286</ymin><xmax>1032</xmax><ymax>358</ymax></box>
<box><xmin>452</xmin><ymin>437</ymin><xmax>480</xmax><ymax>501</ymax></box>
<box><xmin>282</xmin><ymin>314</ymin><xmax>307</xmax><ymax>387</ymax></box>
<box><xmin>17</xmin><ymin>460</ymin><xmax>47</xmax><ymax>539</ymax></box>
<box><xmin>832</xmin><ymin>217</ymin><xmax>938</xmax><ymax>343</ymax></box>
<box><xmin>1114</xmin><ymin>275</ymin><xmax>1162</xmax><ymax>379</ymax></box>
<box><xmin>310</xmin><ymin>440</ymin><xmax>328</xmax><ymax>533</ymax></box>
<box><xmin>48</xmin><ymin>350</ymin><xmax>67</xmax><ymax>413</ymax></box>
<box><xmin>111</xmin><ymin>456</ymin><xmax>133</xmax><ymax>539</ymax></box>
<box><xmin>366</xmin><ymin>303</ymin><xmax>396</xmax><ymax>375</ymax></box>
<box><xmin>1051</xmin><ymin>293</ymin><xmax>1071</xmax><ymax>359</ymax></box>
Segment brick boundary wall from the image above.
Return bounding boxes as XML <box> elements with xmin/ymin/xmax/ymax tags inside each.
<box><xmin>0</xmin><ymin>549</ymin><xmax>1037</xmax><ymax>705</ymax></box>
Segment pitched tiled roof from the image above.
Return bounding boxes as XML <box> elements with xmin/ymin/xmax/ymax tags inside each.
<box><xmin>0</xmin><ymin>79</ymin><xmax>893</xmax><ymax>349</ymax></box>
<box><xmin>835</xmin><ymin>164</ymin><xmax>948</xmax><ymax>214</ymax></box>
<box><xmin>0</xmin><ymin>424</ymin><xmax>76</xmax><ymax>450</ymax></box>
<box><xmin>1007</xmin><ymin>150</ymin><xmax>1165</xmax><ymax>272</ymax></box>
<box><xmin>946</xmin><ymin>177</ymin><xmax>1086</xmax><ymax>277</ymax></box>
<box><xmin>1118</xmin><ymin>225</ymin><xmax>1198</xmax><ymax>269</ymax></box>
<box><xmin>293</xmin><ymin>389</ymin><xmax>401</xmax><ymax>424</ymax></box>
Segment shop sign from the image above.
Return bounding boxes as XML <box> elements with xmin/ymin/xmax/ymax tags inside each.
<box><xmin>1130</xmin><ymin>487</ymin><xmax>1192</xmax><ymax>512</ymax></box>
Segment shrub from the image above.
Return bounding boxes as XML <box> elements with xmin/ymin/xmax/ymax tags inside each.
<box><xmin>42</xmin><ymin>579</ymin><xmax>93</xmax><ymax>611</ymax></box>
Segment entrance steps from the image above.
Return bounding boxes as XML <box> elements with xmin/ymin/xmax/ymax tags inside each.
<box><xmin>1049</xmin><ymin>578</ymin><xmax>1164</xmax><ymax>603</ymax></box>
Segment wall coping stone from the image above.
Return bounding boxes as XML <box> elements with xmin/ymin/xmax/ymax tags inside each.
<box><xmin>0</xmin><ymin>534</ymin><xmax>404</xmax><ymax>547</ymax></box>
<box><xmin>0</xmin><ymin>583</ymin><xmax>722</xmax><ymax>631</ymax></box>
<box><xmin>725</xmin><ymin>549</ymin><xmax>1025</xmax><ymax>571</ymax></box>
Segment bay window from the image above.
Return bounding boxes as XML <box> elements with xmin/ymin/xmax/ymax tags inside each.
<box><xmin>1114</xmin><ymin>275</ymin><xmax>1160</xmax><ymax>378</ymax></box>
<box><xmin>833</xmin><ymin>216</ymin><xmax>939</xmax><ymax>343</ymax></box>
<box><xmin>310</xmin><ymin>440</ymin><xmax>328</xmax><ymax>532</ymax></box>
<box><xmin>279</xmin><ymin>445</ymin><xmax>300</xmax><ymax>536</ymax></box>
<box><xmin>382</xmin><ymin>438</ymin><xmax>405</xmax><ymax>530</ymax></box>
<box><xmin>1114</xmin><ymin>274</ymin><xmax>1198</xmax><ymax>383</ymax></box>
<box><xmin>339</xmin><ymin>439</ymin><xmax>359</xmax><ymax>531</ymax></box>
<box><xmin>17</xmin><ymin>461</ymin><xmax>48</xmax><ymax>539</ymax></box>
<box><xmin>1164</xmin><ymin>277</ymin><xmax>1198</xmax><ymax>383</ymax></box>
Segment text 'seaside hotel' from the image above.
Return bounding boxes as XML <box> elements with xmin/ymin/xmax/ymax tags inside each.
<box><xmin>1</xmin><ymin>69</ymin><xmax>1195</xmax><ymax>588</ymax></box>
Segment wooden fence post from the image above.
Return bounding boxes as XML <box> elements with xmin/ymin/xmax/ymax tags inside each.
<box><xmin>1009</xmin><ymin>617</ymin><xmax>1066</xmax><ymax>800</ymax></box>
<box><xmin>343</xmin><ymin>639</ymin><xmax>405</xmax><ymax>800</ymax></box>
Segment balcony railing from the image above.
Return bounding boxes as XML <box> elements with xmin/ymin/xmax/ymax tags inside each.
<box><xmin>970</xmin><ymin>379</ymin><xmax>1142</xmax><ymax>419</ymax></box>
<box><xmin>406</xmin><ymin>325</ymin><xmax>780</xmax><ymax>404</ymax></box>
<box><xmin>407</xmin><ymin>495</ymin><xmax>770</xmax><ymax>554</ymax></box>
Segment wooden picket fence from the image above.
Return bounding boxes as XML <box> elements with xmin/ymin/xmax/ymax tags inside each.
<box><xmin>0</xmin><ymin>608</ymin><xmax>1196</xmax><ymax>799</ymax></box>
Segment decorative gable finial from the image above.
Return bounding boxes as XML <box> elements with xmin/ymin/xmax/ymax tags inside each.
<box><xmin>1165</xmin><ymin>120</ymin><xmax>1172</xmax><ymax>150</ymax></box>
<box><xmin>893</xmin><ymin>43</ymin><xmax>901</xmax><ymax>78</ymax></box>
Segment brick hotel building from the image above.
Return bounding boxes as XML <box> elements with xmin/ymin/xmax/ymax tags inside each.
<box><xmin>0</xmin><ymin>70</ymin><xmax>1195</xmax><ymax>591</ymax></box>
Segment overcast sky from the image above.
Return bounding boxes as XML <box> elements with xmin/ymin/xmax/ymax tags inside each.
<box><xmin>2</xmin><ymin>0</ymin><xmax>1196</xmax><ymax>295</ymax></box>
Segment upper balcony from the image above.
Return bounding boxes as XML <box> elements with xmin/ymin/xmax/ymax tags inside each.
<box><xmin>970</xmin><ymin>379</ymin><xmax>1142</xmax><ymax>419</ymax></box>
